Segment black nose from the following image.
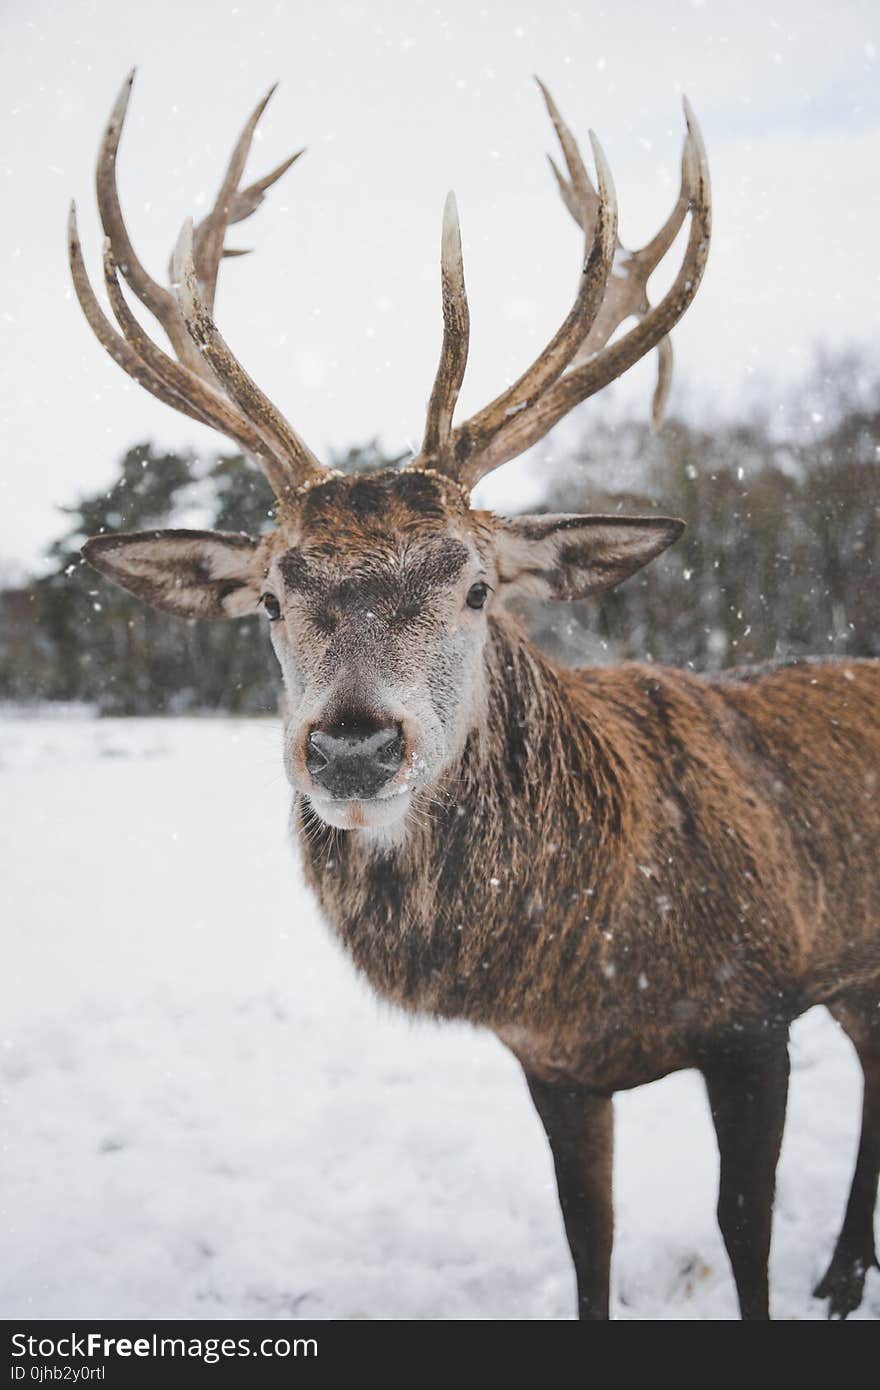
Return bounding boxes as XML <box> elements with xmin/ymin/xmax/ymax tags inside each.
<box><xmin>306</xmin><ymin>720</ymin><xmax>405</xmax><ymax>799</ymax></box>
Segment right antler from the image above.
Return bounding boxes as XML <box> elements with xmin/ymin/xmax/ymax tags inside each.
<box><xmin>408</xmin><ymin>82</ymin><xmax>711</xmax><ymax>491</ymax></box>
<box><xmin>540</xmin><ymin>80</ymin><xmax>688</xmax><ymax>432</ymax></box>
<box><xmin>69</xmin><ymin>72</ymin><xmax>326</xmax><ymax>502</ymax></box>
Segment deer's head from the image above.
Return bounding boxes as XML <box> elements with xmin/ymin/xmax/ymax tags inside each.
<box><xmin>73</xmin><ymin>73</ymin><xmax>710</xmax><ymax>834</ymax></box>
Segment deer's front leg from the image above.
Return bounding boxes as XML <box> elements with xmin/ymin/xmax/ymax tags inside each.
<box><xmin>525</xmin><ymin>1072</ymin><xmax>614</xmax><ymax>1320</ymax></box>
<box><xmin>702</xmin><ymin>1032</ymin><xmax>790</xmax><ymax>1320</ymax></box>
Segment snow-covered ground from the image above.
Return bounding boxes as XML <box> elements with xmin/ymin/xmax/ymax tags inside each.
<box><xmin>1</xmin><ymin>712</ymin><xmax>877</xmax><ymax>1321</ymax></box>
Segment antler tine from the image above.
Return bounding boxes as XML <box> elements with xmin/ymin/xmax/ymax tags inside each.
<box><xmin>633</xmin><ymin>136</ymin><xmax>691</xmax><ymax>277</ymax></box>
<box><xmin>548</xmin><ymin>154</ymin><xmax>584</xmax><ymax>228</ymax></box>
<box><xmin>172</xmin><ymin>219</ymin><xmax>324</xmax><ymax>497</ymax></box>
<box><xmin>100</xmin><ymin>237</ymin><xmax>294</xmax><ymax>482</ymax></box>
<box><xmin>190</xmin><ymin>85</ymin><xmax>304</xmax><ymax>314</ymax></box>
<box><xmin>652</xmin><ymin>334</ymin><xmax>674</xmax><ymax>433</ymax></box>
<box><xmin>207</xmin><ymin>149</ymin><xmax>305</xmax><ymax>260</ymax></box>
<box><xmin>459</xmin><ymin>96</ymin><xmax>711</xmax><ymax>482</ymax></box>
<box><xmin>95</xmin><ymin>70</ymin><xmax>203</xmax><ymax>375</ymax></box>
<box><xmin>420</xmin><ymin>192</ymin><xmax>470</xmax><ymax>464</ymax></box>
<box><xmin>68</xmin><ymin>202</ymin><xmax>213</xmax><ymax>426</ymax></box>
<box><xmin>233</xmin><ymin>149</ymin><xmax>305</xmax><ymax>213</ymax></box>
<box><xmin>536</xmin><ymin>78</ymin><xmax>599</xmax><ymax>227</ymax></box>
<box><xmin>549</xmin><ymin>100</ymin><xmax>692</xmax><ymax>433</ymax></box>
<box><xmin>410</xmin><ymin>92</ymin><xmax>618</xmax><ymax>482</ymax></box>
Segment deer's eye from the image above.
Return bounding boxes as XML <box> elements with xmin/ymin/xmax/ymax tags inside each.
<box><xmin>465</xmin><ymin>582</ymin><xmax>490</xmax><ymax>611</ymax></box>
<box><xmin>261</xmin><ymin>593</ymin><xmax>282</xmax><ymax>622</ymax></box>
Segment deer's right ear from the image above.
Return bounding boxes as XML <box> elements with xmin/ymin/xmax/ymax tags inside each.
<box><xmin>493</xmin><ymin>513</ymin><xmax>685</xmax><ymax>602</ymax></box>
<box><xmin>81</xmin><ymin>529</ymin><xmax>265</xmax><ymax>620</ymax></box>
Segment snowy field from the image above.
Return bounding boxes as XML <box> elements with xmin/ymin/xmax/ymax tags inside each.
<box><xmin>2</xmin><ymin>712</ymin><xmax>877</xmax><ymax>1321</ymax></box>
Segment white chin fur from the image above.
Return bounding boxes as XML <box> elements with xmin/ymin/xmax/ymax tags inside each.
<box><xmin>305</xmin><ymin>789</ymin><xmax>412</xmax><ymax>833</ymax></box>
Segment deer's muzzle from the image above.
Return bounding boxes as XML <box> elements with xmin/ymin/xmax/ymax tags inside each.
<box><xmin>305</xmin><ymin>719</ymin><xmax>405</xmax><ymax>801</ymax></box>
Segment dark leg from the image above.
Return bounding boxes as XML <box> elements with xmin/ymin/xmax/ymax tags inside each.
<box><xmin>525</xmin><ymin>1072</ymin><xmax>614</xmax><ymax>1320</ymax></box>
<box><xmin>702</xmin><ymin>1032</ymin><xmax>790</xmax><ymax>1320</ymax></box>
<box><xmin>815</xmin><ymin>994</ymin><xmax>880</xmax><ymax>1318</ymax></box>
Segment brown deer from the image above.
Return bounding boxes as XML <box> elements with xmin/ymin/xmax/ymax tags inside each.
<box><xmin>71</xmin><ymin>73</ymin><xmax>879</xmax><ymax>1320</ymax></box>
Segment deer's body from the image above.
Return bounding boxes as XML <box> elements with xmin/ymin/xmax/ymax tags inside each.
<box><xmin>72</xmin><ymin>74</ymin><xmax>879</xmax><ymax>1319</ymax></box>
<box><xmin>301</xmin><ymin>629</ymin><xmax>880</xmax><ymax>1093</ymax></box>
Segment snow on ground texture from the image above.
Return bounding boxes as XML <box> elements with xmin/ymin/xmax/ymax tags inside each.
<box><xmin>1</xmin><ymin>714</ymin><xmax>877</xmax><ymax>1321</ymax></box>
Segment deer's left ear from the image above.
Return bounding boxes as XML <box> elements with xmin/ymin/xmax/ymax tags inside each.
<box><xmin>82</xmin><ymin>529</ymin><xmax>265</xmax><ymax>620</ymax></box>
<box><xmin>494</xmin><ymin>514</ymin><xmax>685</xmax><ymax>601</ymax></box>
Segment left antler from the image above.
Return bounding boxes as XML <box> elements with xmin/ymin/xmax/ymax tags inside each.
<box><xmin>69</xmin><ymin>72</ymin><xmax>326</xmax><ymax>503</ymax></box>
<box><xmin>409</xmin><ymin>82</ymin><xmax>711</xmax><ymax>490</ymax></box>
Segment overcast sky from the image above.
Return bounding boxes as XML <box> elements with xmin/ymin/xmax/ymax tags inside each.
<box><xmin>2</xmin><ymin>0</ymin><xmax>878</xmax><ymax>571</ymax></box>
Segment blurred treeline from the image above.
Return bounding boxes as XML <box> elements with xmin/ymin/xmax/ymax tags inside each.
<box><xmin>1</xmin><ymin>356</ymin><xmax>877</xmax><ymax>714</ymax></box>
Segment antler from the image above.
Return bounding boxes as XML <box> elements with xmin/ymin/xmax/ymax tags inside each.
<box><xmin>409</xmin><ymin>83</ymin><xmax>711</xmax><ymax>491</ymax></box>
<box><xmin>541</xmin><ymin>80</ymin><xmax>688</xmax><ymax>432</ymax></box>
<box><xmin>69</xmin><ymin>71</ymin><xmax>325</xmax><ymax>503</ymax></box>
<box><xmin>70</xmin><ymin>74</ymin><xmax>710</xmax><ymax>508</ymax></box>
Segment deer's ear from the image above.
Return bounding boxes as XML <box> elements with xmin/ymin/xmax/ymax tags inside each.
<box><xmin>494</xmin><ymin>514</ymin><xmax>684</xmax><ymax>602</ymax></box>
<box><xmin>81</xmin><ymin>529</ymin><xmax>265</xmax><ymax>620</ymax></box>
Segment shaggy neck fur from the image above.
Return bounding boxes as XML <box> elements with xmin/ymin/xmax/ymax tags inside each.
<box><xmin>295</xmin><ymin>615</ymin><xmax>879</xmax><ymax>1087</ymax></box>
<box><xmin>295</xmin><ymin>615</ymin><xmax>629</xmax><ymax>1028</ymax></box>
